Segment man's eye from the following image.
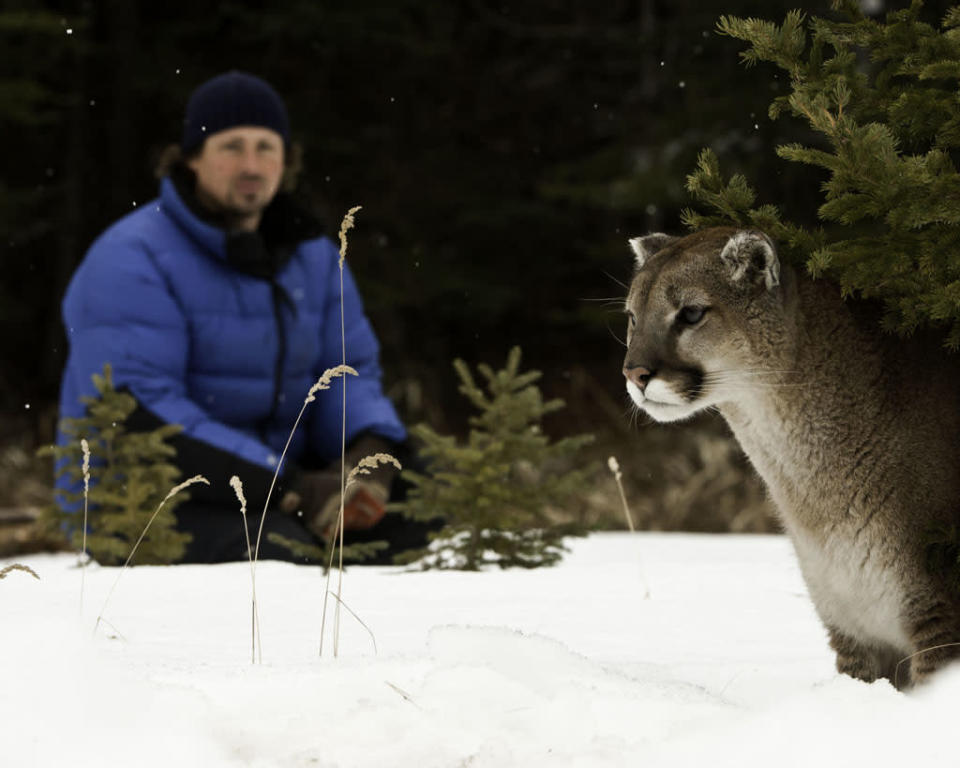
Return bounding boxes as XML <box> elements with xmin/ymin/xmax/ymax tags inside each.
<box><xmin>678</xmin><ymin>306</ymin><xmax>706</xmax><ymax>325</ymax></box>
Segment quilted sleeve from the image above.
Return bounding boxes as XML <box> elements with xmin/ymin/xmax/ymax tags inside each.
<box><xmin>59</xmin><ymin>232</ymin><xmax>284</xmax><ymax>494</ymax></box>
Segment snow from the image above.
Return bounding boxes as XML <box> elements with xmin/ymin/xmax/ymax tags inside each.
<box><xmin>3</xmin><ymin>532</ymin><xmax>957</xmax><ymax>767</ymax></box>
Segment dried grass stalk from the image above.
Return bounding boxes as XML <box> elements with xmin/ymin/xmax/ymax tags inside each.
<box><xmin>230</xmin><ymin>475</ymin><xmax>247</xmax><ymax>516</ymax></box>
<box><xmin>80</xmin><ymin>438</ymin><xmax>91</xmax><ymax>610</ymax></box>
<box><xmin>94</xmin><ymin>474</ymin><xmax>209</xmax><ymax>636</ymax></box>
<box><xmin>0</xmin><ymin>563</ymin><xmax>40</xmax><ymax>580</ymax></box>
<box><xmin>306</xmin><ymin>365</ymin><xmax>359</xmax><ymax>403</ymax></box>
<box><xmin>249</xmin><ymin>364</ymin><xmax>360</xmax><ymax>661</ymax></box>
<box><xmin>325</xmin><ymin>590</ymin><xmax>378</xmax><ymax>655</ymax></box>
<box><xmin>607</xmin><ymin>456</ymin><xmax>635</xmax><ymax>532</ymax></box>
<box><xmin>345</xmin><ymin>453</ymin><xmax>402</xmax><ymax>489</ymax></box>
<box><xmin>338</xmin><ymin>205</ymin><xmax>362</xmax><ymax>268</ymax></box>
<box><xmin>607</xmin><ymin>456</ymin><xmax>651</xmax><ymax>598</ymax></box>
<box><xmin>320</xmin><ymin>452</ymin><xmax>402</xmax><ymax>656</ymax></box>
<box><xmin>895</xmin><ymin>642</ymin><xmax>960</xmax><ymax>689</ymax></box>
<box><xmin>231</xmin><ymin>475</ymin><xmax>261</xmax><ymax>664</ymax></box>
<box><xmin>321</xmin><ymin>205</ymin><xmax>363</xmax><ymax>658</ymax></box>
<box><xmin>252</xmin><ymin>366</ymin><xmax>359</xmax><ymax>560</ymax></box>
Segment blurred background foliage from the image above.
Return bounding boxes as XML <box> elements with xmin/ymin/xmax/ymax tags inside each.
<box><xmin>5</xmin><ymin>0</ymin><xmax>944</xmax><ymax>549</ymax></box>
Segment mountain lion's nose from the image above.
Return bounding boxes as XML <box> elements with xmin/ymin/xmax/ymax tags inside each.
<box><xmin>623</xmin><ymin>364</ymin><xmax>653</xmax><ymax>392</ymax></box>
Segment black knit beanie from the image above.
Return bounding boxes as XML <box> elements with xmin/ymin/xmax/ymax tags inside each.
<box><xmin>181</xmin><ymin>71</ymin><xmax>290</xmax><ymax>154</ymax></box>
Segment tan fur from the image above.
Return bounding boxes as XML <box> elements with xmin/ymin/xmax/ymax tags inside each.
<box><xmin>623</xmin><ymin>226</ymin><xmax>960</xmax><ymax>688</ymax></box>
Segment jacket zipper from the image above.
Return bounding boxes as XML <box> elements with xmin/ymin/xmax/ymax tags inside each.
<box><xmin>261</xmin><ymin>280</ymin><xmax>291</xmax><ymax>442</ymax></box>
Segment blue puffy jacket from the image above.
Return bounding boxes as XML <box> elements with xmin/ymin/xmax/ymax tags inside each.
<box><xmin>57</xmin><ymin>175</ymin><xmax>406</xmax><ymax>508</ymax></box>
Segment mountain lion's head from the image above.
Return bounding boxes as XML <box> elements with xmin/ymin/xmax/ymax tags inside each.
<box><xmin>622</xmin><ymin>227</ymin><xmax>789</xmax><ymax>422</ymax></box>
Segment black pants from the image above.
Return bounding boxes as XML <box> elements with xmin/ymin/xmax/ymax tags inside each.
<box><xmin>173</xmin><ymin>443</ymin><xmax>439</xmax><ymax>564</ymax></box>
<box><xmin>127</xmin><ymin>403</ymin><xmax>437</xmax><ymax>564</ymax></box>
<box><xmin>172</xmin><ymin>504</ymin><xmax>433</xmax><ymax>565</ymax></box>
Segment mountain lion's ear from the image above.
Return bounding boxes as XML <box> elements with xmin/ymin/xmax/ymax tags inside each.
<box><xmin>628</xmin><ymin>233</ymin><xmax>677</xmax><ymax>269</ymax></box>
<box><xmin>720</xmin><ymin>231</ymin><xmax>780</xmax><ymax>290</ymax></box>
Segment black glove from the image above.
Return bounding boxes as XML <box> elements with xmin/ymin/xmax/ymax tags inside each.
<box><xmin>279</xmin><ymin>434</ymin><xmax>399</xmax><ymax>540</ymax></box>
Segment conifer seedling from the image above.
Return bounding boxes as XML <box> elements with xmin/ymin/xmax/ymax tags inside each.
<box><xmin>37</xmin><ymin>363</ymin><xmax>191</xmax><ymax>564</ymax></box>
<box><xmin>393</xmin><ymin>346</ymin><xmax>594</xmax><ymax>570</ymax></box>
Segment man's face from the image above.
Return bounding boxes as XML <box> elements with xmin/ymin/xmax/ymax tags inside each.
<box><xmin>187</xmin><ymin>126</ymin><xmax>285</xmax><ymax>231</ymax></box>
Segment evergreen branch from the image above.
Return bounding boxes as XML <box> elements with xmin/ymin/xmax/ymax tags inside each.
<box><xmin>945</xmin><ymin>8</ymin><xmax>960</xmax><ymax>31</ymax></box>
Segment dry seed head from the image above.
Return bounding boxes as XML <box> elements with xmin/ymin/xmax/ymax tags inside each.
<box><xmin>161</xmin><ymin>474</ymin><xmax>209</xmax><ymax>505</ymax></box>
<box><xmin>607</xmin><ymin>456</ymin><xmax>621</xmax><ymax>479</ymax></box>
<box><xmin>230</xmin><ymin>475</ymin><xmax>247</xmax><ymax>516</ymax></box>
<box><xmin>346</xmin><ymin>453</ymin><xmax>402</xmax><ymax>488</ymax></box>
<box><xmin>306</xmin><ymin>365</ymin><xmax>359</xmax><ymax>403</ymax></box>
<box><xmin>81</xmin><ymin>438</ymin><xmax>90</xmax><ymax>491</ymax></box>
<box><xmin>0</xmin><ymin>563</ymin><xmax>39</xmax><ymax>580</ymax></box>
<box><xmin>338</xmin><ymin>205</ymin><xmax>362</xmax><ymax>268</ymax></box>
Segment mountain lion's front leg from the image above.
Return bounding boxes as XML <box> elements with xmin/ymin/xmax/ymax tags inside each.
<box><xmin>827</xmin><ymin>627</ymin><xmax>904</xmax><ymax>688</ymax></box>
<box><xmin>903</xmin><ymin>595</ymin><xmax>960</xmax><ymax>686</ymax></box>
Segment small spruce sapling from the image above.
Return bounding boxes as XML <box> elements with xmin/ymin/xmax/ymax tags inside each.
<box><xmin>393</xmin><ymin>346</ymin><xmax>594</xmax><ymax>570</ymax></box>
<box><xmin>37</xmin><ymin>363</ymin><xmax>191</xmax><ymax>565</ymax></box>
<box><xmin>266</xmin><ymin>530</ymin><xmax>389</xmax><ymax>568</ymax></box>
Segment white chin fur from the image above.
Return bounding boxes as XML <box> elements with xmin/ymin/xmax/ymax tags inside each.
<box><xmin>625</xmin><ymin>379</ymin><xmax>646</xmax><ymax>408</ymax></box>
<box><xmin>626</xmin><ymin>380</ymin><xmax>700</xmax><ymax>423</ymax></box>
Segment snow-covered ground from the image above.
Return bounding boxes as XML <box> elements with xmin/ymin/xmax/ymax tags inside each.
<box><xmin>3</xmin><ymin>532</ymin><xmax>956</xmax><ymax>767</ymax></box>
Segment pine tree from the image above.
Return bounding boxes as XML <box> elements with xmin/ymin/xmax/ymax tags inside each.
<box><xmin>392</xmin><ymin>347</ymin><xmax>594</xmax><ymax>570</ymax></box>
<box><xmin>683</xmin><ymin>0</ymin><xmax>960</xmax><ymax>347</ymax></box>
<box><xmin>265</xmin><ymin>532</ymin><xmax>388</xmax><ymax>568</ymax></box>
<box><xmin>37</xmin><ymin>364</ymin><xmax>191</xmax><ymax>564</ymax></box>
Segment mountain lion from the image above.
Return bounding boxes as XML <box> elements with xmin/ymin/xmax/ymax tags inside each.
<box><xmin>622</xmin><ymin>226</ymin><xmax>960</xmax><ymax>688</ymax></box>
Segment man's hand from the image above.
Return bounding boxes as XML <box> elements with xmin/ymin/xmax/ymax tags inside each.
<box><xmin>279</xmin><ymin>435</ymin><xmax>398</xmax><ymax>540</ymax></box>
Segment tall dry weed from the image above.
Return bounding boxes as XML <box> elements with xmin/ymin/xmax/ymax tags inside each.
<box><xmin>0</xmin><ymin>563</ymin><xmax>39</xmax><ymax>580</ymax></box>
<box><xmin>231</xmin><ymin>475</ymin><xmax>260</xmax><ymax>664</ymax></box>
<box><xmin>80</xmin><ymin>438</ymin><xmax>90</xmax><ymax>611</ymax></box>
<box><xmin>94</xmin><ymin>474</ymin><xmax>208</xmax><ymax>636</ymax></box>
<box><xmin>606</xmin><ymin>455</ymin><xmax>634</xmax><ymax>532</ymax></box>
<box><xmin>329</xmin><ymin>206</ymin><xmax>362</xmax><ymax>656</ymax></box>
<box><xmin>247</xmin><ymin>364</ymin><xmax>357</xmax><ymax>661</ymax></box>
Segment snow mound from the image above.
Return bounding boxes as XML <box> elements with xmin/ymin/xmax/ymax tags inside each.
<box><xmin>2</xmin><ymin>534</ymin><xmax>955</xmax><ymax>766</ymax></box>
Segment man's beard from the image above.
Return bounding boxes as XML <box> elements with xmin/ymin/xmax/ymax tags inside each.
<box><xmin>198</xmin><ymin>178</ymin><xmax>271</xmax><ymax>230</ymax></box>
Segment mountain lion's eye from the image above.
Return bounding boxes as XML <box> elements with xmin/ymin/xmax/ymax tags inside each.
<box><xmin>627</xmin><ymin>311</ymin><xmax>637</xmax><ymax>327</ymax></box>
<box><xmin>678</xmin><ymin>306</ymin><xmax>706</xmax><ymax>325</ymax></box>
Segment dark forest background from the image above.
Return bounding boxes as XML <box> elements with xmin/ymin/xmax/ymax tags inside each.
<box><xmin>3</xmin><ymin>0</ymin><xmax>947</xmax><ymax>535</ymax></box>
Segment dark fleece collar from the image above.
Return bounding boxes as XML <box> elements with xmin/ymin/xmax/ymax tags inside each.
<box><xmin>169</xmin><ymin>163</ymin><xmax>324</xmax><ymax>280</ymax></box>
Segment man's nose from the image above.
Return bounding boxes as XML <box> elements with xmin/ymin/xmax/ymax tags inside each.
<box><xmin>239</xmin><ymin>149</ymin><xmax>263</xmax><ymax>173</ymax></box>
<box><xmin>622</xmin><ymin>363</ymin><xmax>653</xmax><ymax>392</ymax></box>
